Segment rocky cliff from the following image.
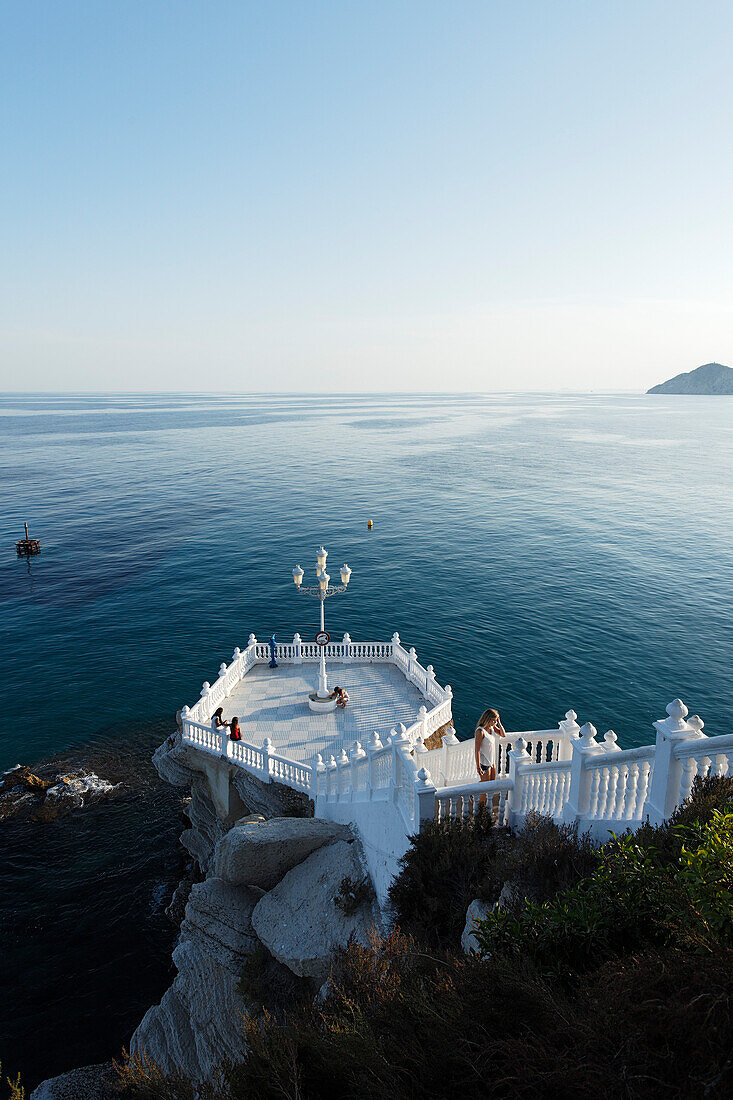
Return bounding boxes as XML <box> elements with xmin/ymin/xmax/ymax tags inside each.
<box><xmin>32</xmin><ymin>730</ymin><xmax>382</xmax><ymax>1095</ymax></box>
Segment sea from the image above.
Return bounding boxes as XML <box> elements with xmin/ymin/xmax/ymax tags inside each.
<box><xmin>1</xmin><ymin>391</ymin><xmax>732</xmax><ymax>1087</ymax></box>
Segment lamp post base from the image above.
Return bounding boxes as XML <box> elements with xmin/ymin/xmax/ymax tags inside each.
<box><xmin>308</xmin><ymin>692</ymin><xmax>338</xmax><ymax>713</ymax></box>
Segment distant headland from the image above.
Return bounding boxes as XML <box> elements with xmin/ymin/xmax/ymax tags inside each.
<box><xmin>648</xmin><ymin>362</ymin><xmax>733</xmax><ymax>394</ymax></box>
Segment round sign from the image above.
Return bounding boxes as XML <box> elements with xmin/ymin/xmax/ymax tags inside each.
<box><xmin>315</xmin><ymin>631</ymin><xmax>330</xmax><ymax>646</ymax></box>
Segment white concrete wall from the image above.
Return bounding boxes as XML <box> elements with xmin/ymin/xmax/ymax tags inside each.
<box><xmin>317</xmin><ymin>798</ymin><xmax>412</xmax><ymax>908</ymax></box>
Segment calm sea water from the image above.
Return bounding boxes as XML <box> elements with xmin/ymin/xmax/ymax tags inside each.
<box><xmin>1</xmin><ymin>391</ymin><xmax>732</xmax><ymax>1084</ymax></box>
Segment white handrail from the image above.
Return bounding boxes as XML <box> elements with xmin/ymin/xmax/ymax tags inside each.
<box><xmin>182</xmin><ymin>666</ymin><xmax>732</xmax><ymax>861</ymax></box>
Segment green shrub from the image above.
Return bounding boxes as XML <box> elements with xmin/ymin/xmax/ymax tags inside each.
<box><xmin>490</xmin><ymin>812</ymin><xmax>600</xmax><ymax>912</ymax></box>
<box><xmin>474</xmin><ymin>806</ymin><xmax>733</xmax><ymax>975</ymax></box>
<box><xmin>388</xmin><ymin>807</ymin><xmax>507</xmax><ymax>947</ymax></box>
<box><xmin>333</xmin><ymin>874</ymin><xmax>374</xmax><ymax>915</ymax></box>
<box><xmin>233</xmin><ymin>931</ymin><xmax>733</xmax><ymax>1099</ymax></box>
<box><xmin>389</xmin><ymin>809</ymin><xmax>600</xmax><ymax>946</ymax></box>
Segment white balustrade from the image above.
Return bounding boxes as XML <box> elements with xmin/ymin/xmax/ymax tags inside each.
<box><xmin>583</xmin><ymin>746</ymin><xmax>655</xmax><ymax>823</ymax></box>
<box><xmin>673</xmin><ymin>733</ymin><xmax>733</xmax><ymax>802</ymax></box>
<box><xmin>182</xmin><ymin>656</ymin><xmax>732</xmax><ymax>885</ymax></box>
<box><xmin>434</xmin><ymin>778</ymin><xmax>512</xmax><ymax>827</ymax></box>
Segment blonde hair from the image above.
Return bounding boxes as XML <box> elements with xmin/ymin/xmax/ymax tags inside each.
<box><xmin>476</xmin><ymin>707</ymin><xmax>500</xmax><ymax>733</ymax></box>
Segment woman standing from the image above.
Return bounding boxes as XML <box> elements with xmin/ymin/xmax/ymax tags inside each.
<box><xmin>474</xmin><ymin>707</ymin><xmax>506</xmax><ymax>783</ymax></box>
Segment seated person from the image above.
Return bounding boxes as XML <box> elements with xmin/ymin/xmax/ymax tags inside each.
<box><xmin>229</xmin><ymin>716</ymin><xmax>241</xmax><ymax>741</ymax></box>
<box><xmin>330</xmin><ymin>685</ymin><xmax>349</xmax><ymax>709</ymax></box>
<box><xmin>211</xmin><ymin>707</ymin><xmax>228</xmax><ymax>736</ymax></box>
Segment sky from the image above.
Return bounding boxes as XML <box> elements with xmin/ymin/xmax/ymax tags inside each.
<box><xmin>2</xmin><ymin>0</ymin><xmax>733</xmax><ymax>393</ymax></box>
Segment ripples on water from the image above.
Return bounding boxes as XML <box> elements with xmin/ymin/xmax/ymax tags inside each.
<box><xmin>1</xmin><ymin>392</ymin><xmax>732</xmax><ymax>1085</ymax></box>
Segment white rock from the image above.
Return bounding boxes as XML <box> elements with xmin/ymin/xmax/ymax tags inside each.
<box><xmin>252</xmin><ymin>839</ymin><xmax>377</xmax><ymax>984</ymax></box>
<box><xmin>461</xmin><ymin>898</ymin><xmax>491</xmax><ymax>954</ymax></box>
<box><xmin>153</xmin><ymin>732</ymin><xmax>201</xmax><ymax>787</ymax></box>
<box><xmin>30</xmin><ymin>1063</ymin><xmax>116</xmax><ymax>1100</ymax></box>
<box><xmin>214</xmin><ymin>816</ymin><xmax>351</xmax><ymax>890</ymax></box>
<box><xmin>231</xmin><ymin>768</ymin><xmax>312</xmax><ymax>819</ymax></box>
<box><xmin>180</xmin><ymin>777</ymin><xmax>227</xmax><ymax>872</ymax></box>
<box><xmin>130</xmin><ymin>878</ymin><xmax>259</xmax><ymax>1082</ymax></box>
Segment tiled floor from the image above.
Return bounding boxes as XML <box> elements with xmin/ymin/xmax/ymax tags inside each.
<box><xmin>222</xmin><ymin>662</ymin><xmax>428</xmax><ymax>763</ymax></box>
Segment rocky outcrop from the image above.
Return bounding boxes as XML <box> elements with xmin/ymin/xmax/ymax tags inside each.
<box><xmin>461</xmin><ymin>898</ymin><xmax>491</xmax><ymax>954</ymax></box>
<box><xmin>0</xmin><ymin>764</ymin><xmax>120</xmax><ymax>823</ymax></box>
<box><xmin>152</xmin><ymin>732</ymin><xmax>199</xmax><ymax>788</ymax></box>
<box><xmin>231</xmin><ymin>767</ymin><xmax>312</xmax><ymax>819</ymax></box>
<box><xmin>252</xmin><ymin>838</ymin><xmax>378</xmax><ymax>984</ymax></box>
<box><xmin>180</xmin><ymin>777</ymin><xmax>227</xmax><ymax>872</ymax></box>
<box><xmin>29</xmin><ymin>1062</ymin><xmax>117</xmax><ymax>1100</ymax></box>
<box><xmin>128</xmin><ymin>795</ymin><xmax>377</xmax><ymax>1084</ymax></box>
<box><xmin>215</xmin><ymin>816</ymin><xmax>351</xmax><ymax>890</ymax></box>
<box><xmin>131</xmin><ymin>877</ymin><xmax>260</xmax><ymax>1081</ymax></box>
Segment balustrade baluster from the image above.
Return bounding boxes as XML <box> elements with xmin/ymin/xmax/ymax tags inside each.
<box><xmin>596</xmin><ymin>766</ymin><xmax>610</xmax><ymax>819</ymax></box>
<box><xmin>614</xmin><ymin>766</ymin><xmax>628</xmax><ymax>819</ymax></box>
<box><xmin>712</xmin><ymin>753</ymin><xmax>729</xmax><ymax>778</ymax></box>
<box><xmin>679</xmin><ymin>756</ymin><xmax>697</xmax><ymax>804</ymax></box>
<box><xmin>588</xmin><ymin>768</ymin><xmax>601</xmax><ymax>818</ymax></box>
<box><xmin>606</xmin><ymin>767</ymin><xmax>619</xmax><ymax>818</ymax></box>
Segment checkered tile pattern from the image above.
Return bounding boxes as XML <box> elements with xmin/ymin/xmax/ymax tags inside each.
<box><xmin>222</xmin><ymin>662</ymin><xmax>428</xmax><ymax>764</ymax></box>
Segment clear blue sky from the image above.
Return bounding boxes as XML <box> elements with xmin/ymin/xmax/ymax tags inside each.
<box><xmin>2</xmin><ymin>0</ymin><xmax>733</xmax><ymax>392</ymax></box>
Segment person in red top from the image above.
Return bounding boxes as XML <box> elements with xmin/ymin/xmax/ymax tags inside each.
<box><xmin>229</xmin><ymin>716</ymin><xmax>241</xmax><ymax>741</ymax></box>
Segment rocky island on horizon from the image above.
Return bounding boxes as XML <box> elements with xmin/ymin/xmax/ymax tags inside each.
<box><xmin>648</xmin><ymin>361</ymin><xmax>733</xmax><ymax>394</ymax></box>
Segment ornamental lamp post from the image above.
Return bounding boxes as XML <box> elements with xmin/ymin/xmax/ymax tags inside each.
<box><xmin>292</xmin><ymin>547</ymin><xmax>352</xmax><ymax>709</ymax></box>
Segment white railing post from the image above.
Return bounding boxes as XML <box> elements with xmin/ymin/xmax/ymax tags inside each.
<box><xmin>367</xmin><ymin>732</ymin><xmax>383</xmax><ymax>795</ymax></box>
<box><xmin>603</xmin><ymin>730</ymin><xmax>620</xmax><ymax>753</ymax></box>
<box><xmin>646</xmin><ymin>699</ymin><xmax>704</xmax><ymax>825</ymax></box>
<box><xmin>218</xmin><ymin>662</ymin><xmax>229</xmax><ymax>697</ymax></box>
<box><xmin>563</xmin><ymin>723</ymin><xmax>605</xmax><ymax>824</ymax></box>
<box><xmin>507</xmin><ymin>737</ymin><xmax>532</xmax><ymax>825</ymax></box>
<box><xmin>350</xmin><ymin>741</ymin><xmax>365</xmax><ymax>798</ymax></box>
<box><xmin>338</xmin><ymin>749</ymin><xmax>350</xmax><ymax>799</ymax></box>
<box><xmin>219</xmin><ymin>719</ymin><xmax>230</xmax><ymax>758</ymax></box>
<box><xmin>199</xmin><ymin>681</ymin><xmax>212</xmax><ymax>720</ymax></box>
<box><xmin>557</xmin><ymin>710</ymin><xmax>580</xmax><ymax>761</ymax></box>
<box><xmin>342</xmin><ymin>632</ymin><xmax>352</xmax><ymax>660</ymax></box>
<box><xmin>416</xmin><ymin>766</ymin><xmax>437</xmax><ymax>827</ymax></box>
<box><xmin>327</xmin><ymin>755</ymin><xmax>337</xmax><ymax>801</ymax></box>
<box><xmin>248</xmin><ymin>633</ymin><xmax>257</xmax><ymax>647</ymax></box>
<box><xmin>418</xmin><ymin>705</ymin><xmax>428</xmax><ymax>741</ymax></box>
<box><xmin>440</xmin><ymin>726</ymin><xmax>459</xmax><ymax>786</ymax></box>
<box><xmin>180</xmin><ymin>705</ymin><xmax>190</xmax><ymax>743</ymax></box>
<box><xmin>263</xmin><ymin>737</ymin><xmax>274</xmax><ymax>781</ymax></box>
<box><xmin>390</xmin><ymin>725</ymin><xmax>408</xmax><ymax>800</ymax></box>
<box><xmin>408</xmin><ymin>647</ymin><xmax>416</xmax><ymax>681</ymax></box>
<box><xmin>293</xmin><ymin>633</ymin><xmax>302</xmax><ymax>664</ymax></box>
<box><xmin>313</xmin><ymin>754</ymin><xmax>325</xmax><ymax>799</ymax></box>
<box><xmin>391</xmin><ymin>631</ymin><xmax>400</xmax><ymax>655</ymax></box>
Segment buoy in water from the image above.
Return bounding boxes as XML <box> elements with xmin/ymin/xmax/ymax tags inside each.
<box><xmin>367</xmin><ymin>519</ymin><xmax>373</xmax><ymax>529</ymax></box>
<box><xmin>15</xmin><ymin>522</ymin><xmax>41</xmax><ymax>557</ymax></box>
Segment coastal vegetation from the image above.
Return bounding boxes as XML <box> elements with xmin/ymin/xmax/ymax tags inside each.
<box><xmin>0</xmin><ymin>1065</ymin><xmax>24</xmax><ymax>1100</ymax></box>
<box><xmin>117</xmin><ymin>775</ymin><xmax>733</xmax><ymax>1099</ymax></box>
